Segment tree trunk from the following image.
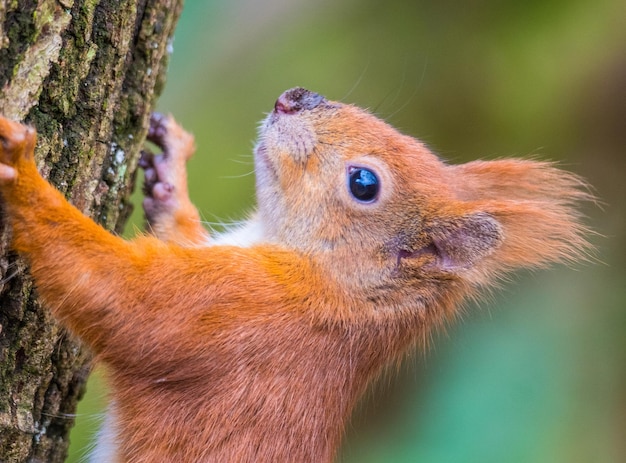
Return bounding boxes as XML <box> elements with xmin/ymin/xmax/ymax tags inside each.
<box><xmin>0</xmin><ymin>0</ymin><xmax>183</xmax><ymax>460</ymax></box>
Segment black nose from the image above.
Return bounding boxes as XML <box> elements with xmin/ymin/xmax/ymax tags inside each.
<box><xmin>274</xmin><ymin>88</ymin><xmax>325</xmax><ymax>114</ymax></box>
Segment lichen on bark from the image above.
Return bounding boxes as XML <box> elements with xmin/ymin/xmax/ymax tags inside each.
<box><xmin>0</xmin><ymin>1</ymin><xmax>183</xmax><ymax>461</ymax></box>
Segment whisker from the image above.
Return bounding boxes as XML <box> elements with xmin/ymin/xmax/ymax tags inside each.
<box><xmin>386</xmin><ymin>56</ymin><xmax>429</xmax><ymax>121</ymax></box>
<box><xmin>220</xmin><ymin>170</ymin><xmax>255</xmax><ymax>179</ymax></box>
<box><xmin>340</xmin><ymin>59</ymin><xmax>371</xmax><ymax>102</ymax></box>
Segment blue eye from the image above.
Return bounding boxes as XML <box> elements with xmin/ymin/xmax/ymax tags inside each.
<box><xmin>348</xmin><ymin>167</ymin><xmax>379</xmax><ymax>202</ymax></box>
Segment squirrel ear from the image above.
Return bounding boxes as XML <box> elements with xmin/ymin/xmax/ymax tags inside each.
<box><xmin>427</xmin><ymin>212</ymin><xmax>503</xmax><ymax>272</ymax></box>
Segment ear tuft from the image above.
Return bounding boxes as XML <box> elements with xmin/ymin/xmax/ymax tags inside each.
<box><xmin>430</xmin><ymin>213</ymin><xmax>503</xmax><ymax>271</ymax></box>
<box><xmin>451</xmin><ymin>159</ymin><xmax>594</xmax><ymax>272</ymax></box>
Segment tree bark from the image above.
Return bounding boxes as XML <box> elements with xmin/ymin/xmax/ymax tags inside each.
<box><xmin>0</xmin><ymin>0</ymin><xmax>183</xmax><ymax>461</ymax></box>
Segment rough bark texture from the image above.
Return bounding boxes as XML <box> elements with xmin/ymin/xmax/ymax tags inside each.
<box><xmin>0</xmin><ymin>0</ymin><xmax>183</xmax><ymax>461</ymax></box>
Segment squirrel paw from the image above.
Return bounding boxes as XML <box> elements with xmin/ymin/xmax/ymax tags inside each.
<box><xmin>140</xmin><ymin>113</ymin><xmax>195</xmax><ymax>224</ymax></box>
<box><xmin>146</xmin><ymin>112</ymin><xmax>195</xmax><ymax>161</ymax></box>
<box><xmin>0</xmin><ymin>117</ymin><xmax>36</xmax><ymax>181</ymax></box>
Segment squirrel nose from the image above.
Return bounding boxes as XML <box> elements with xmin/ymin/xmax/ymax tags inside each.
<box><xmin>274</xmin><ymin>88</ymin><xmax>325</xmax><ymax>114</ymax></box>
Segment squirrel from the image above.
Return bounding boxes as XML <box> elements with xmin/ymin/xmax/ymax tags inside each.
<box><xmin>0</xmin><ymin>88</ymin><xmax>591</xmax><ymax>462</ymax></box>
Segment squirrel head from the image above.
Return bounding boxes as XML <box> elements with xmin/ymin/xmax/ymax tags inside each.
<box><xmin>255</xmin><ymin>88</ymin><xmax>590</xmax><ymax>322</ymax></box>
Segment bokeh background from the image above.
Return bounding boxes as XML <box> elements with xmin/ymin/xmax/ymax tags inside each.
<box><xmin>68</xmin><ymin>1</ymin><xmax>625</xmax><ymax>461</ymax></box>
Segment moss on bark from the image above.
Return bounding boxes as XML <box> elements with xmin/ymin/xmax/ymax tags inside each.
<box><xmin>0</xmin><ymin>1</ymin><xmax>183</xmax><ymax>460</ymax></box>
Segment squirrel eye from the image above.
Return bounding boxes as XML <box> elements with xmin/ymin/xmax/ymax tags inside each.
<box><xmin>348</xmin><ymin>167</ymin><xmax>380</xmax><ymax>203</ymax></box>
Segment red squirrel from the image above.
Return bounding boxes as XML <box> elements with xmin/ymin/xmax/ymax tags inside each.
<box><xmin>0</xmin><ymin>88</ymin><xmax>590</xmax><ymax>462</ymax></box>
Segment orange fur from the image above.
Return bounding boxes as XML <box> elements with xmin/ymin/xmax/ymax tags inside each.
<box><xmin>0</xmin><ymin>88</ymin><xmax>591</xmax><ymax>462</ymax></box>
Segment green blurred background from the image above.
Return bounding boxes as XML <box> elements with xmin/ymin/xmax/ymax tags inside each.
<box><xmin>68</xmin><ymin>0</ymin><xmax>626</xmax><ymax>461</ymax></box>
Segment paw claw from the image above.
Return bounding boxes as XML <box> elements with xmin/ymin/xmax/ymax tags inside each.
<box><xmin>139</xmin><ymin>150</ymin><xmax>154</xmax><ymax>169</ymax></box>
<box><xmin>143</xmin><ymin>167</ymin><xmax>157</xmax><ymax>184</ymax></box>
<box><xmin>147</xmin><ymin>112</ymin><xmax>169</xmax><ymax>147</ymax></box>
